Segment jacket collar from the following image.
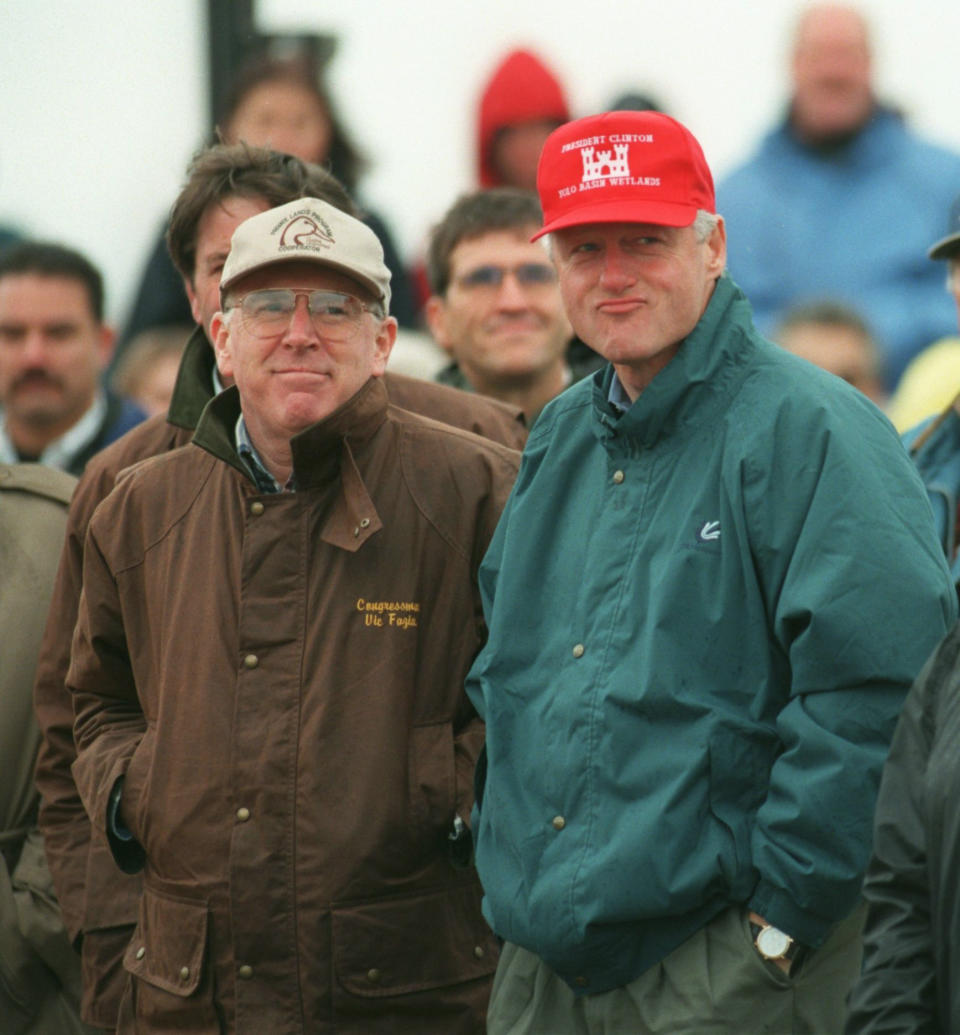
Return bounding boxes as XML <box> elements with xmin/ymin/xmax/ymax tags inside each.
<box><xmin>591</xmin><ymin>274</ymin><xmax>756</xmax><ymax>448</ymax></box>
<box><xmin>167</xmin><ymin>327</ymin><xmax>216</xmax><ymax>431</ymax></box>
<box><xmin>192</xmin><ymin>375</ymin><xmax>390</xmax><ymax>491</ymax></box>
<box><xmin>770</xmin><ymin>104</ymin><xmax>902</xmax><ymax>166</ymax></box>
<box><xmin>908</xmin><ymin>393</ymin><xmax>960</xmax><ymax>473</ymax></box>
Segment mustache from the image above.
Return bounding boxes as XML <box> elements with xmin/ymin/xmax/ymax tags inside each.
<box><xmin>11</xmin><ymin>369</ymin><xmax>63</xmax><ymax>392</ymax></box>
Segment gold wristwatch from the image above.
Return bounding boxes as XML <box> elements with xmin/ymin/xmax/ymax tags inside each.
<box><xmin>750</xmin><ymin>921</ymin><xmax>799</xmax><ymax>963</ymax></box>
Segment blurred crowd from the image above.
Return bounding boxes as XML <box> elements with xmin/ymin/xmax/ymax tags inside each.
<box><xmin>6</xmin><ymin>3</ymin><xmax>960</xmax><ymax>1033</ymax></box>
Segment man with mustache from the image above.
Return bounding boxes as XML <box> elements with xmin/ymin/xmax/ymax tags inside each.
<box><xmin>0</xmin><ymin>243</ymin><xmax>145</xmax><ymax>474</ymax></box>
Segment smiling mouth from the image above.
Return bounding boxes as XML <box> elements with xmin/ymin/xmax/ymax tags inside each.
<box><xmin>597</xmin><ymin>298</ymin><xmax>646</xmax><ymax>314</ymax></box>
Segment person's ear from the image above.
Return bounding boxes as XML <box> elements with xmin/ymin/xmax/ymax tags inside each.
<box><xmin>370</xmin><ymin>316</ymin><xmax>398</xmax><ymax>377</ymax></box>
<box><xmin>211</xmin><ymin>311</ymin><xmax>234</xmax><ymax>381</ymax></box>
<box><xmin>424</xmin><ymin>296</ymin><xmax>455</xmax><ymax>356</ymax></box>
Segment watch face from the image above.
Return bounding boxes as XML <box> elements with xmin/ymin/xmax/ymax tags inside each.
<box><xmin>756</xmin><ymin>926</ymin><xmax>792</xmax><ymax>959</ymax></box>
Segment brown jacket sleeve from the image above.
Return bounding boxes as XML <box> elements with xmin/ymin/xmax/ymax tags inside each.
<box><xmin>33</xmin><ymin>463</ymin><xmax>143</xmax><ymax>943</ymax></box>
<box><xmin>451</xmin><ymin>440</ymin><xmax>519</xmax><ymax>831</ymax></box>
<box><xmin>68</xmin><ymin>510</ymin><xmax>149</xmax><ymax>878</ymax></box>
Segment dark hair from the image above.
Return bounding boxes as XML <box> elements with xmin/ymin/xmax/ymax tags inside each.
<box><xmin>427</xmin><ymin>188</ymin><xmax>544</xmax><ymax>296</ymax></box>
<box><xmin>166</xmin><ymin>142</ymin><xmax>357</xmax><ymax>282</ymax></box>
<box><xmin>0</xmin><ymin>241</ymin><xmax>104</xmax><ymax>320</ymax></box>
<box><xmin>217</xmin><ymin>52</ymin><xmax>367</xmax><ymax>193</ymax></box>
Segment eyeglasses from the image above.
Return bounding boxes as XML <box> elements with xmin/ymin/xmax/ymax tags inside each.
<box><xmin>455</xmin><ymin>263</ymin><xmax>557</xmax><ymax>291</ymax></box>
<box><xmin>226</xmin><ymin>289</ymin><xmax>383</xmax><ymax>340</ymax></box>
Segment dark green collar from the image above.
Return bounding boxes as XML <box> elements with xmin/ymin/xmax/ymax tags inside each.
<box><xmin>167</xmin><ymin>327</ymin><xmax>217</xmax><ymax>432</ymax></box>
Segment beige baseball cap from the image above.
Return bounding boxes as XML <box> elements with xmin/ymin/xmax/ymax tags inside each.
<box><xmin>220</xmin><ymin>197</ymin><xmax>392</xmax><ymax>311</ymax></box>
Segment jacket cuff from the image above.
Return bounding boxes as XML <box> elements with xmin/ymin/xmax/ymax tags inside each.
<box><xmin>748</xmin><ymin>880</ymin><xmax>835</xmax><ymax>949</ymax></box>
<box><xmin>106</xmin><ymin>776</ymin><xmax>145</xmax><ymax>875</ymax></box>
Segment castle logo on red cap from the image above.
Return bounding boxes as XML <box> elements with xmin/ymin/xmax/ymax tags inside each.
<box><xmin>558</xmin><ymin>135</ymin><xmax>661</xmax><ymax>198</ymax></box>
<box><xmin>582</xmin><ymin>143</ymin><xmax>631</xmax><ymax>181</ymax></box>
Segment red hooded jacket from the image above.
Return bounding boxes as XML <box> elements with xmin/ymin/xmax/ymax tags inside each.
<box><xmin>476</xmin><ymin>48</ymin><xmax>570</xmax><ymax>187</ymax></box>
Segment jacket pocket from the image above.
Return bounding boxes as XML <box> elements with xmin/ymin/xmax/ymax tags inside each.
<box><xmin>408</xmin><ymin>721</ymin><xmax>456</xmax><ymax>834</ymax></box>
<box><xmin>331</xmin><ymin>880</ymin><xmax>498</xmax><ymax>1004</ymax></box>
<box><xmin>122</xmin><ymin>725</ymin><xmax>155</xmax><ymax>848</ymax></box>
<box><xmin>708</xmin><ymin>727</ymin><xmax>776</xmax><ymax>899</ymax></box>
<box><xmin>120</xmin><ymin>886</ymin><xmax>218</xmax><ymax>1032</ymax></box>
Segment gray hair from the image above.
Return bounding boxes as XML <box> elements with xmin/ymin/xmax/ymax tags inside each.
<box><xmin>692</xmin><ymin>209</ymin><xmax>720</xmax><ymax>242</ymax></box>
<box><xmin>546</xmin><ymin>209</ymin><xmax>720</xmax><ymax>251</ymax></box>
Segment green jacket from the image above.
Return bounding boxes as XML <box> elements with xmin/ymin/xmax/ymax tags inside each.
<box><xmin>467</xmin><ymin>275</ymin><xmax>957</xmax><ymax>994</ymax></box>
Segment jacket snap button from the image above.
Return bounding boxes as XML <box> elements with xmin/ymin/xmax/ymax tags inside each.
<box><xmin>179</xmin><ymin>966</ymin><xmax>190</xmax><ymax>980</ymax></box>
<box><xmin>250</xmin><ymin>501</ymin><xmax>265</xmax><ymax>516</ymax></box>
<box><xmin>474</xmin><ymin>945</ymin><xmax>485</xmax><ymax>959</ymax></box>
<box><xmin>612</xmin><ymin>470</ymin><xmax>625</xmax><ymax>484</ymax></box>
<box><xmin>238</xmin><ymin>964</ymin><xmax>253</xmax><ymax>979</ymax></box>
<box><xmin>360</xmin><ymin>517</ymin><xmax>370</xmax><ymax>528</ymax></box>
<box><xmin>135</xmin><ymin>946</ymin><xmax>145</xmax><ymax>960</ymax></box>
<box><xmin>367</xmin><ymin>968</ymin><xmax>381</xmax><ymax>984</ymax></box>
<box><xmin>236</xmin><ymin>807</ymin><xmax>250</xmax><ymax>822</ymax></box>
<box><xmin>572</xmin><ymin>644</ymin><xmax>585</xmax><ymax>658</ymax></box>
<box><xmin>243</xmin><ymin>654</ymin><xmax>259</xmax><ymax>669</ymax></box>
<box><xmin>552</xmin><ymin>815</ymin><xmax>566</xmax><ymax>831</ymax></box>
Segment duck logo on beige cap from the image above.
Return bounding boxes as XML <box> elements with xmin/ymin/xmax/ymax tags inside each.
<box><xmin>220</xmin><ymin>197</ymin><xmax>393</xmax><ymax>308</ymax></box>
<box><xmin>278</xmin><ymin>213</ymin><xmax>335</xmax><ymax>251</ymax></box>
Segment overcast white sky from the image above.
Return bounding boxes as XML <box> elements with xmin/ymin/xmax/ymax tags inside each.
<box><xmin>3</xmin><ymin>0</ymin><xmax>959</xmax><ymax>327</ymax></box>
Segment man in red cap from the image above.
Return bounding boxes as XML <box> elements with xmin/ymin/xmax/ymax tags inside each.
<box><xmin>465</xmin><ymin>109</ymin><xmax>957</xmax><ymax>1032</ymax></box>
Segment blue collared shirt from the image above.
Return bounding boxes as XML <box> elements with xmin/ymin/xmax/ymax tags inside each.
<box><xmin>235</xmin><ymin>415</ymin><xmax>296</xmax><ymax>494</ymax></box>
<box><xmin>606</xmin><ymin>371</ymin><xmax>633</xmax><ymax>414</ymax></box>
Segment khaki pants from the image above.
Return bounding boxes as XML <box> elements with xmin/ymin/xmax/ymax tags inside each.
<box><xmin>487</xmin><ymin>904</ymin><xmax>865</xmax><ymax>1035</ymax></box>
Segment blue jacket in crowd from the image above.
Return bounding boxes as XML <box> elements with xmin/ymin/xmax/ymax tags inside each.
<box><xmin>718</xmin><ymin>108</ymin><xmax>960</xmax><ymax>389</ymax></box>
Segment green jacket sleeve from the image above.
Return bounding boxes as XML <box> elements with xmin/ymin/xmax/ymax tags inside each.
<box><xmin>742</xmin><ymin>399</ymin><xmax>957</xmax><ymax>947</ymax></box>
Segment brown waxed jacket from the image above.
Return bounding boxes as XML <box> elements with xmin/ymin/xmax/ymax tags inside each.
<box><xmin>68</xmin><ymin>376</ymin><xmax>519</xmax><ymax>1033</ymax></box>
<box><xmin>0</xmin><ymin>463</ymin><xmax>94</xmax><ymax>1034</ymax></box>
<box><xmin>33</xmin><ymin>329</ymin><xmax>526</xmax><ymax>1027</ymax></box>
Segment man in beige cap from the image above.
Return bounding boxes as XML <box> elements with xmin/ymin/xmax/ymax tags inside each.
<box><xmin>33</xmin><ymin>143</ymin><xmax>525</xmax><ymax>1032</ymax></box>
<box><xmin>67</xmin><ymin>196</ymin><xmax>519</xmax><ymax>1033</ymax></box>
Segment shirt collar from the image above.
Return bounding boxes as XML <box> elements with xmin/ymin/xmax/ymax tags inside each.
<box><xmin>606</xmin><ymin>372</ymin><xmax>633</xmax><ymax>414</ymax></box>
<box><xmin>0</xmin><ymin>389</ymin><xmax>107</xmax><ymax>469</ymax></box>
<box><xmin>235</xmin><ymin>414</ymin><xmax>296</xmax><ymax>493</ymax></box>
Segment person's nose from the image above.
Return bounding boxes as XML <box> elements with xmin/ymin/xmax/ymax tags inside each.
<box><xmin>20</xmin><ymin>330</ymin><xmax>51</xmax><ymax>366</ymax></box>
<box><xmin>495</xmin><ymin>270</ymin><xmax>531</xmax><ymax>310</ymax></box>
<box><xmin>282</xmin><ymin>294</ymin><xmax>320</xmax><ymax>347</ymax></box>
<box><xmin>598</xmin><ymin>248</ymin><xmax>637</xmax><ymax>294</ymax></box>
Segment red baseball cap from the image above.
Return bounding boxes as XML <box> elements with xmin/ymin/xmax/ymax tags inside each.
<box><xmin>533</xmin><ymin>110</ymin><xmax>715</xmax><ymax>240</ymax></box>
